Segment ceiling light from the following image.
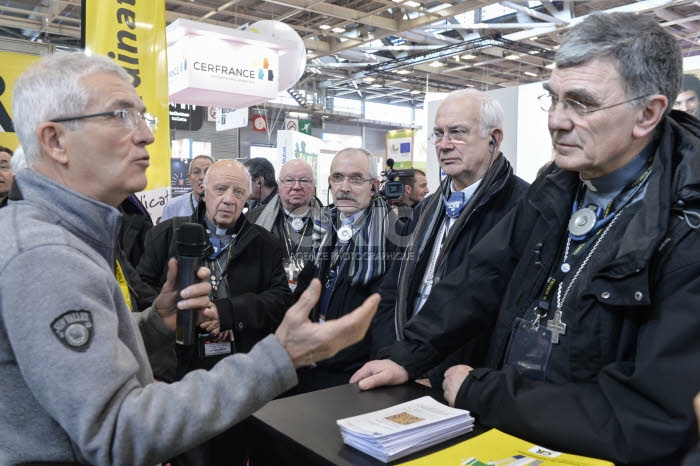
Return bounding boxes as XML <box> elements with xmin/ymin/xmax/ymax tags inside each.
<box><xmin>404</xmin><ymin>0</ymin><xmax>420</xmax><ymax>7</ymax></box>
<box><xmin>530</xmin><ymin>36</ymin><xmax>539</xmax><ymax>41</ymax></box>
<box><xmin>545</xmin><ymin>63</ymin><xmax>555</xmax><ymax>70</ymax></box>
<box><xmin>429</xmin><ymin>61</ymin><xmax>446</xmax><ymax>67</ymax></box>
<box><xmin>395</xmin><ymin>69</ymin><xmax>411</xmax><ymax>75</ymax></box>
<box><xmin>524</xmin><ymin>71</ymin><xmax>538</xmax><ymax>77</ymax></box>
<box><xmin>332</xmin><ymin>27</ymin><xmax>346</xmax><ymax>33</ymax></box>
<box><xmin>410</xmin><ymin>89</ymin><xmax>422</xmax><ymax>94</ymax></box>
<box><xmin>504</xmin><ymin>54</ymin><xmax>520</xmax><ymax>60</ymax></box>
<box><xmin>319</xmin><ymin>24</ymin><xmax>331</xmax><ymax>30</ymax></box>
<box><xmin>461</xmin><ymin>53</ymin><xmax>476</xmax><ymax>60</ymax></box>
<box><xmin>362</xmin><ymin>76</ymin><xmax>376</xmax><ymax>83</ymax></box>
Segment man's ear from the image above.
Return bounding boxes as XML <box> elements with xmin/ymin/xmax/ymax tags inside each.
<box><xmin>372</xmin><ymin>180</ymin><xmax>380</xmax><ymax>193</ymax></box>
<box><xmin>404</xmin><ymin>184</ymin><xmax>412</xmax><ymax>195</ymax></box>
<box><xmin>633</xmin><ymin>94</ymin><xmax>667</xmax><ymax>139</ymax></box>
<box><xmin>37</xmin><ymin>122</ymin><xmax>69</xmax><ymax>165</ymax></box>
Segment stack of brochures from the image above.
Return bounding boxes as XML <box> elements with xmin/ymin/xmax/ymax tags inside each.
<box><xmin>336</xmin><ymin>396</ymin><xmax>474</xmax><ymax>463</ymax></box>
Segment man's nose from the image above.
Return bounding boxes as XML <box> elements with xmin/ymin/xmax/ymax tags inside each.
<box><xmin>548</xmin><ymin>104</ymin><xmax>574</xmax><ymax>132</ymax></box>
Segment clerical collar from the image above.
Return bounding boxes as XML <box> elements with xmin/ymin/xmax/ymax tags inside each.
<box><xmin>579</xmin><ymin>144</ymin><xmax>654</xmax><ymax>193</ymax></box>
<box><xmin>339</xmin><ymin>210</ymin><xmax>364</xmax><ymax>226</ymax></box>
<box><xmin>204</xmin><ymin>216</ymin><xmax>237</xmax><ymax>237</ymax></box>
<box><xmin>283</xmin><ymin>206</ymin><xmax>310</xmax><ymax>218</ymax></box>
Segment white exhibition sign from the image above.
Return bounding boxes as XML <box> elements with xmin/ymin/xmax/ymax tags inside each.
<box><xmin>167</xmin><ymin>19</ymin><xmax>303</xmax><ymax>109</ymax></box>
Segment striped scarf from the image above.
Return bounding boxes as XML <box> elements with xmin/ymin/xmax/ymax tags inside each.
<box><xmin>313</xmin><ymin>196</ymin><xmax>391</xmax><ymax>287</ymax></box>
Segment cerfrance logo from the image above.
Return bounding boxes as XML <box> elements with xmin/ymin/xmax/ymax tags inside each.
<box><xmin>254</xmin><ymin>57</ymin><xmax>274</xmax><ymax>82</ymax></box>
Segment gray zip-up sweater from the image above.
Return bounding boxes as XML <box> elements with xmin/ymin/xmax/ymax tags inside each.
<box><xmin>0</xmin><ymin>169</ymin><xmax>297</xmax><ymax>465</ymax></box>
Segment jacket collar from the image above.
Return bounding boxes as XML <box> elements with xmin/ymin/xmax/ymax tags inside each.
<box><xmin>12</xmin><ymin>169</ymin><xmax>121</xmax><ymax>268</ymax></box>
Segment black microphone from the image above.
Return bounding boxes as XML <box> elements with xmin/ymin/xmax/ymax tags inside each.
<box><xmin>175</xmin><ymin>223</ymin><xmax>208</xmax><ymax>345</ymax></box>
<box><xmin>386</xmin><ymin>158</ymin><xmax>395</xmax><ymax>169</ymax></box>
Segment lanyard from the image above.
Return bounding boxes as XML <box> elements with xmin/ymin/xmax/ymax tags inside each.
<box><xmin>115</xmin><ymin>259</ymin><xmax>133</xmax><ymax>312</ymax></box>
<box><xmin>535</xmin><ymin>154</ymin><xmax>654</xmax><ymax>323</ymax></box>
<box><xmin>279</xmin><ymin>212</ymin><xmax>310</xmax><ymax>258</ymax></box>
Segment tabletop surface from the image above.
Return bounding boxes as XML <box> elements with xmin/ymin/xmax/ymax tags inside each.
<box><xmin>248</xmin><ymin>382</ymin><xmax>480</xmax><ymax>465</ymax></box>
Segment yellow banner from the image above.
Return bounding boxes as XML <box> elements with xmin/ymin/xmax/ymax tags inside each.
<box><xmin>0</xmin><ymin>51</ymin><xmax>42</xmax><ymax>151</ymax></box>
<box><xmin>83</xmin><ymin>0</ymin><xmax>170</xmax><ymax>190</ymax></box>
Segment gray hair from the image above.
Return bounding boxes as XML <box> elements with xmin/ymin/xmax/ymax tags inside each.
<box><xmin>13</xmin><ymin>52</ymin><xmax>132</xmax><ymax>167</ymax></box>
<box><xmin>188</xmin><ymin>155</ymin><xmax>215</xmax><ymax>175</ymax></box>
<box><xmin>441</xmin><ymin>88</ymin><xmax>504</xmax><ymax>137</ymax></box>
<box><xmin>333</xmin><ymin>147</ymin><xmax>379</xmax><ymax>180</ymax></box>
<box><xmin>555</xmin><ymin>12</ymin><xmax>682</xmax><ymax>116</ymax></box>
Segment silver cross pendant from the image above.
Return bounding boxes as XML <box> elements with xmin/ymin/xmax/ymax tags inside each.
<box><xmin>546</xmin><ymin>310</ymin><xmax>567</xmax><ymax>344</ymax></box>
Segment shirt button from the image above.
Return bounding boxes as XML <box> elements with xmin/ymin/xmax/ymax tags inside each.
<box><xmin>634</xmin><ymin>291</ymin><xmax>643</xmax><ymax>301</ymax></box>
<box><xmin>238</xmin><ymin>322</ymin><xmax>245</xmax><ymax>330</ymax></box>
<box><xmin>601</xmin><ymin>291</ymin><xmax>611</xmax><ymax>299</ymax></box>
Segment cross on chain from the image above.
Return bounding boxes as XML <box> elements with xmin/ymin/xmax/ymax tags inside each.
<box><xmin>546</xmin><ymin>310</ymin><xmax>567</xmax><ymax>344</ymax></box>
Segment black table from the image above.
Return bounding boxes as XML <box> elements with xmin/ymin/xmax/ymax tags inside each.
<box><xmin>246</xmin><ymin>382</ymin><xmax>481</xmax><ymax>465</ymax></box>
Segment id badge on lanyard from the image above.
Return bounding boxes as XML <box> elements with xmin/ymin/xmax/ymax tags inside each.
<box><xmin>504</xmin><ymin>318</ymin><xmax>553</xmax><ymax>381</ymax></box>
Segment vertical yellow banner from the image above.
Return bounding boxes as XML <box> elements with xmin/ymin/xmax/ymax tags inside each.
<box><xmin>0</xmin><ymin>51</ymin><xmax>41</xmax><ymax>151</ymax></box>
<box><xmin>83</xmin><ymin>0</ymin><xmax>171</xmax><ymax>190</ymax></box>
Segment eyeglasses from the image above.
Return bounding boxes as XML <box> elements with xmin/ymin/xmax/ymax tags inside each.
<box><xmin>537</xmin><ymin>93</ymin><xmax>649</xmax><ymax>117</ymax></box>
<box><xmin>50</xmin><ymin>109</ymin><xmax>158</xmax><ymax>132</ymax></box>
<box><xmin>279</xmin><ymin>178</ymin><xmax>313</xmax><ymax>188</ymax></box>
<box><xmin>330</xmin><ymin>174</ymin><xmax>372</xmax><ymax>186</ymax></box>
<box><xmin>428</xmin><ymin>128</ymin><xmax>470</xmax><ymax>145</ymax></box>
<box><xmin>210</xmin><ymin>185</ymin><xmax>248</xmax><ymax>200</ymax></box>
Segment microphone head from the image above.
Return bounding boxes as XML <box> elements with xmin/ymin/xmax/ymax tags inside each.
<box><xmin>175</xmin><ymin>223</ymin><xmax>208</xmax><ymax>257</ymax></box>
<box><xmin>386</xmin><ymin>158</ymin><xmax>395</xmax><ymax>168</ymax></box>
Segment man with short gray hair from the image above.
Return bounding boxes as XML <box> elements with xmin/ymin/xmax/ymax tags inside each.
<box><xmin>247</xmin><ymin>158</ymin><xmax>323</xmax><ymax>290</ymax></box>
<box><xmin>161</xmin><ymin>154</ymin><xmax>214</xmax><ymax>222</ymax></box>
<box><xmin>353</xmin><ymin>12</ymin><xmax>700</xmax><ymax>464</ymax></box>
<box><xmin>0</xmin><ymin>51</ymin><xmax>379</xmax><ymax>465</ymax></box>
<box><xmin>294</xmin><ymin>147</ymin><xmax>399</xmax><ymax>392</ymax></box>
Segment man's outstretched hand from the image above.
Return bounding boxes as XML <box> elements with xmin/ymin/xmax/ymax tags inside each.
<box><xmin>275</xmin><ymin>279</ymin><xmax>380</xmax><ymax>368</ymax></box>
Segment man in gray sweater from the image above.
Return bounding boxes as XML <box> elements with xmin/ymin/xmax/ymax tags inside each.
<box><xmin>0</xmin><ymin>51</ymin><xmax>378</xmax><ymax>466</ymax></box>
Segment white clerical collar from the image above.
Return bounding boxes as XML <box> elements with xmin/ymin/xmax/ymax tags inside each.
<box><xmin>283</xmin><ymin>206</ymin><xmax>310</xmax><ymax>218</ymax></box>
<box><xmin>339</xmin><ymin>210</ymin><xmax>364</xmax><ymax>226</ymax></box>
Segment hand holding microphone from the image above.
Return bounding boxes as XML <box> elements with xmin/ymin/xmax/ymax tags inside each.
<box><xmin>174</xmin><ymin>223</ymin><xmax>209</xmax><ymax>345</ymax></box>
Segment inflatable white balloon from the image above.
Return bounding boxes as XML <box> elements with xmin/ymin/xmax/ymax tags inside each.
<box><xmin>247</xmin><ymin>20</ymin><xmax>306</xmax><ymax>92</ymax></box>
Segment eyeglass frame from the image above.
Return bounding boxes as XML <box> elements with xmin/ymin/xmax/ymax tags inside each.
<box><xmin>279</xmin><ymin>177</ymin><xmax>314</xmax><ymax>188</ymax></box>
<box><xmin>329</xmin><ymin>173</ymin><xmax>373</xmax><ymax>187</ymax></box>
<box><xmin>50</xmin><ymin>108</ymin><xmax>158</xmax><ymax>131</ymax></box>
<box><xmin>537</xmin><ymin>93</ymin><xmax>650</xmax><ymax>117</ymax></box>
<box><xmin>428</xmin><ymin>128</ymin><xmax>471</xmax><ymax>146</ymax></box>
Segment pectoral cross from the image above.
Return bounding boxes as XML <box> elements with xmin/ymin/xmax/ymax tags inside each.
<box><xmin>546</xmin><ymin>310</ymin><xmax>567</xmax><ymax>344</ymax></box>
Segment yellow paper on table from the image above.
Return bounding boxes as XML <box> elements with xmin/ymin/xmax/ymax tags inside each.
<box><xmin>399</xmin><ymin>429</ymin><xmax>613</xmax><ymax>466</ymax></box>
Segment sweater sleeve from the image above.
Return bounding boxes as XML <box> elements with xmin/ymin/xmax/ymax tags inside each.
<box><xmin>2</xmin><ymin>243</ymin><xmax>297</xmax><ymax>466</ymax></box>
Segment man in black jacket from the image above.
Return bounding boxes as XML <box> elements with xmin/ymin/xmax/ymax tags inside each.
<box><xmin>372</xmin><ymin>90</ymin><xmax>529</xmax><ymax>381</ymax></box>
<box><xmin>138</xmin><ymin>159</ymin><xmax>293</xmax><ymax>378</ymax></box>
<box><xmin>294</xmin><ymin>148</ymin><xmax>399</xmax><ymax>392</ymax></box>
<box><xmin>353</xmin><ymin>12</ymin><xmax>700</xmax><ymax>465</ymax></box>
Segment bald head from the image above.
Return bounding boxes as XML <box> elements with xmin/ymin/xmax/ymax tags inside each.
<box><xmin>203</xmin><ymin>160</ymin><xmax>251</xmax><ymax>228</ymax></box>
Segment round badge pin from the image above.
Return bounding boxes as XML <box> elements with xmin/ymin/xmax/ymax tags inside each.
<box><xmin>291</xmin><ymin>217</ymin><xmax>305</xmax><ymax>232</ymax></box>
<box><xmin>337</xmin><ymin>225</ymin><xmax>353</xmax><ymax>243</ymax></box>
<box><xmin>568</xmin><ymin>208</ymin><xmax>597</xmax><ymax>237</ymax></box>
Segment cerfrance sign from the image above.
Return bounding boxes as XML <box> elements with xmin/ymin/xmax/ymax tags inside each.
<box><xmin>167</xmin><ymin>19</ymin><xmax>301</xmax><ymax>110</ymax></box>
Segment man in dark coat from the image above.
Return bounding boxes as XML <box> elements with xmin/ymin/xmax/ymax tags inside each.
<box><xmin>294</xmin><ymin>148</ymin><xmax>400</xmax><ymax>392</ymax></box>
<box><xmin>353</xmin><ymin>12</ymin><xmax>700</xmax><ymax>465</ymax></box>
<box><xmin>372</xmin><ymin>90</ymin><xmax>529</xmax><ymax>382</ymax></box>
<box><xmin>138</xmin><ymin>159</ymin><xmax>293</xmax><ymax>379</ymax></box>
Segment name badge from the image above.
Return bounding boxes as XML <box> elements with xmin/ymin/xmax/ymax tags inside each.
<box><xmin>198</xmin><ymin>333</ymin><xmax>234</xmax><ymax>358</ymax></box>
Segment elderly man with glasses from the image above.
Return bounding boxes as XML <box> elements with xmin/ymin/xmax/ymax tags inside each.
<box><xmin>353</xmin><ymin>12</ymin><xmax>700</xmax><ymax>465</ymax></box>
<box><xmin>0</xmin><ymin>145</ymin><xmax>13</xmax><ymax>208</ymax></box>
<box><xmin>371</xmin><ymin>89</ymin><xmax>528</xmax><ymax>383</ymax></box>
<box><xmin>292</xmin><ymin>147</ymin><xmax>400</xmax><ymax>393</ymax></box>
<box><xmin>247</xmin><ymin>158</ymin><xmax>323</xmax><ymax>291</ymax></box>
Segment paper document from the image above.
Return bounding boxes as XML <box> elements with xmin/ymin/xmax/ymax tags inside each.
<box><xmin>337</xmin><ymin>396</ymin><xmax>474</xmax><ymax>463</ymax></box>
